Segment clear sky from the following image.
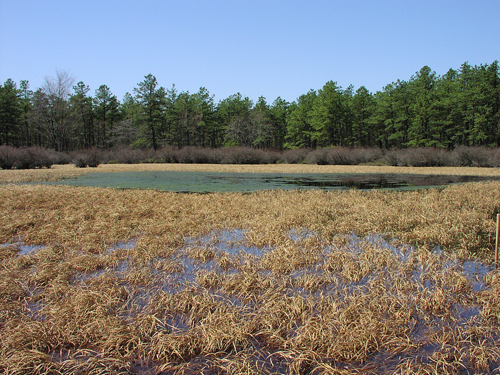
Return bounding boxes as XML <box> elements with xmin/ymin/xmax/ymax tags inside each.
<box><xmin>1</xmin><ymin>0</ymin><xmax>499</xmax><ymax>104</ymax></box>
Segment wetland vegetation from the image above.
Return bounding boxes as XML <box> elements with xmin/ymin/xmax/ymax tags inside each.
<box><xmin>1</xmin><ymin>164</ymin><xmax>500</xmax><ymax>374</ymax></box>
<box><xmin>41</xmin><ymin>170</ymin><xmax>500</xmax><ymax>192</ymax></box>
<box><xmin>2</xmin><ymin>38</ymin><xmax>499</xmax><ymax>375</ymax></box>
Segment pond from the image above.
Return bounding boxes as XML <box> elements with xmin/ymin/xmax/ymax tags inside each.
<box><xmin>42</xmin><ymin>171</ymin><xmax>500</xmax><ymax>192</ymax></box>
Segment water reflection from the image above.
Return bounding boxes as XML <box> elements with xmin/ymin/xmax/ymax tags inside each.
<box><xmin>42</xmin><ymin>171</ymin><xmax>500</xmax><ymax>192</ymax></box>
<box><xmin>280</xmin><ymin>173</ymin><xmax>500</xmax><ymax>190</ymax></box>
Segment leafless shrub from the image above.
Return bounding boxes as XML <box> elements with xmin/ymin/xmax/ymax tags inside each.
<box><xmin>17</xmin><ymin>147</ymin><xmax>55</xmax><ymax>169</ymax></box>
<box><xmin>109</xmin><ymin>145</ymin><xmax>151</xmax><ymax>164</ymax></box>
<box><xmin>306</xmin><ymin>147</ymin><xmax>330</xmax><ymax>165</ymax></box>
<box><xmin>221</xmin><ymin>146</ymin><xmax>274</xmax><ymax>164</ymax></box>
<box><xmin>46</xmin><ymin>149</ymin><xmax>71</xmax><ymax>165</ymax></box>
<box><xmin>351</xmin><ymin>146</ymin><xmax>384</xmax><ymax>164</ymax></box>
<box><xmin>403</xmin><ymin>147</ymin><xmax>454</xmax><ymax>167</ymax></box>
<box><xmin>155</xmin><ymin>145</ymin><xmax>179</xmax><ymax>163</ymax></box>
<box><xmin>491</xmin><ymin>148</ymin><xmax>500</xmax><ymax>167</ymax></box>
<box><xmin>281</xmin><ymin>148</ymin><xmax>311</xmax><ymax>164</ymax></box>
<box><xmin>72</xmin><ymin>147</ymin><xmax>107</xmax><ymax>168</ymax></box>
<box><xmin>0</xmin><ymin>146</ymin><xmax>56</xmax><ymax>169</ymax></box>
<box><xmin>382</xmin><ymin>149</ymin><xmax>401</xmax><ymax>166</ymax></box>
<box><xmin>0</xmin><ymin>145</ymin><xmax>15</xmax><ymax>169</ymax></box>
<box><xmin>306</xmin><ymin>147</ymin><xmax>383</xmax><ymax>165</ymax></box>
<box><xmin>175</xmin><ymin>146</ymin><xmax>223</xmax><ymax>164</ymax></box>
<box><xmin>262</xmin><ymin>149</ymin><xmax>282</xmax><ymax>164</ymax></box>
<box><xmin>383</xmin><ymin>147</ymin><xmax>455</xmax><ymax>167</ymax></box>
<box><xmin>454</xmin><ymin>146</ymin><xmax>497</xmax><ymax>167</ymax></box>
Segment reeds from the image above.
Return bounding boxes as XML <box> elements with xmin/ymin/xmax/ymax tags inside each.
<box><xmin>1</xmin><ymin>173</ymin><xmax>500</xmax><ymax>373</ymax></box>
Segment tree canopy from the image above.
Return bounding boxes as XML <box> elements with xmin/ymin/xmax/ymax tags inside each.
<box><xmin>1</xmin><ymin>61</ymin><xmax>499</xmax><ymax>151</ymax></box>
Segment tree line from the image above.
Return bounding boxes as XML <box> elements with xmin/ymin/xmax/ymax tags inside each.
<box><xmin>1</xmin><ymin>61</ymin><xmax>499</xmax><ymax>152</ymax></box>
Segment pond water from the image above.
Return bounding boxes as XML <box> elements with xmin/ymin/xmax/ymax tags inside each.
<box><xmin>42</xmin><ymin>171</ymin><xmax>500</xmax><ymax>192</ymax></box>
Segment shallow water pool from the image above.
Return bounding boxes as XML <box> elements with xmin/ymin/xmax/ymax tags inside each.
<box><xmin>41</xmin><ymin>171</ymin><xmax>500</xmax><ymax>192</ymax></box>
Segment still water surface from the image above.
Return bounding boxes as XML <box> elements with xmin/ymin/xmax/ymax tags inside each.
<box><xmin>43</xmin><ymin>171</ymin><xmax>500</xmax><ymax>192</ymax></box>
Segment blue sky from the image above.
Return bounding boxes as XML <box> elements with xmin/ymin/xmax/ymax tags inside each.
<box><xmin>1</xmin><ymin>0</ymin><xmax>499</xmax><ymax>104</ymax></box>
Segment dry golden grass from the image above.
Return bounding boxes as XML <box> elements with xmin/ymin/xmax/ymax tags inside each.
<box><xmin>2</xmin><ymin>179</ymin><xmax>499</xmax><ymax>256</ymax></box>
<box><xmin>1</xmin><ymin>171</ymin><xmax>500</xmax><ymax>373</ymax></box>
<box><xmin>0</xmin><ymin>164</ymin><xmax>87</xmax><ymax>184</ymax></box>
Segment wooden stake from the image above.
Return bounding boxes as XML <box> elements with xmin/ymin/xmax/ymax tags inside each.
<box><xmin>496</xmin><ymin>214</ymin><xmax>500</xmax><ymax>270</ymax></box>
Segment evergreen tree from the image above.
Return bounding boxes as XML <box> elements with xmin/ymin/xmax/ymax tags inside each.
<box><xmin>390</xmin><ymin>80</ymin><xmax>413</xmax><ymax>148</ymax></box>
<box><xmin>162</xmin><ymin>84</ymin><xmax>178</xmax><ymax>147</ymax></box>
<box><xmin>172</xmin><ymin>91</ymin><xmax>195</xmax><ymax>147</ymax></box>
<box><xmin>30</xmin><ymin>88</ymin><xmax>49</xmax><ymax>147</ymax></box>
<box><xmin>94</xmin><ymin>85</ymin><xmax>120</xmax><ymax>149</ymax></box>
<box><xmin>0</xmin><ymin>79</ymin><xmax>22</xmax><ymax>146</ymax></box>
<box><xmin>191</xmin><ymin>87</ymin><xmax>216</xmax><ymax>148</ymax></box>
<box><xmin>70</xmin><ymin>81</ymin><xmax>94</xmax><ymax>148</ymax></box>
<box><xmin>369</xmin><ymin>85</ymin><xmax>394</xmax><ymax>149</ymax></box>
<box><xmin>3</xmin><ymin>59</ymin><xmax>498</xmax><ymax>152</ymax></box>
<box><xmin>171</xmin><ymin>87</ymin><xmax>216</xmax><ymax>148</ymax></box>
<box><xmin>350</xmin><ymin>86</ymin><xmax>375</xmax><ymax>147</ymax></box>
<box><xmin>407</xmin><ymin>66</ymin><xmax>437</xmax><ymax>147</ymax></box>
<box><xmin>268</xmin><ymin>97</ymin><xmax>289</xmax><ymax>150</ymax></box>
<box><xmin>252</xmin><ymin>96</ymin><xmax>272</xmax><ymax>149</ymax></box>
<box><xmin>134</xmin><ymin>74</ymin><xmax>166</xmax><ymax>150</ymax></box>
<box><xmin>285</xmin><ymin>90</ymin><xmax>317</xmax><ymax>149</ymax></box>
<box><xmin>310</xmin><ymin>81</ymin><xmax>352</xmax><ymax>147</ymax></box>
<box><xmin>19</xmin><ymin>80</ymin><xmax>33</xmax><ymax>147</ymax></box>
<box><xmin>457</xmin><ymin>62</ymin><xmax>476</xmax><ymax>146</ymax></box>
<box><xmin>113</xmin><ymin>92</ymin><xmax>140</xmax><ymax>146</ymax></box>
<box><xmin>432</xmin><ymin>68</ymin><xmax>461</xmax><ymax>149</ymax></box>
<box><xmin>217</xmin><ymin>93</ymin><xmax>254</xmax><ymax>147</ymax></box>
<box><xmin>470</xmin><ymin>61</ymin><xmax>500</xmax><ymax>146</ymax></box>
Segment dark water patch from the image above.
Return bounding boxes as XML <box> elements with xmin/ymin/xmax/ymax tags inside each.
<box><xmin>287</xmin><ymin>173</ymin><xmax>500</xmax><ymax>190</ymax></box>
<box><xmin>40</xmin><ymin>171</ymin><xmax>500</xmax><ymax>192</ymax></box>
<box><xmin>457</xmin><ymin>305</ymin><xmax>481</xmax><ymax>321</ymax></box>
<box><xmin>25</xmin><ymin>300</ymin><xmax>46</xmax><ymax>321</ymax></box>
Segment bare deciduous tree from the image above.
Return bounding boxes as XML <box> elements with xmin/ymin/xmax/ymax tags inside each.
<box><xmin>41</xmin><ymin>70</ymin><xmax>76</xmax><ymax>151</ymax></box>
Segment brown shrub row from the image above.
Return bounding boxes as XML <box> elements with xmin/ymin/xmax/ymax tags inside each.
<box><xmin>106</xmin><ymin>145</ymin><xmax>500</xmax><ymax>168</ymax></box>
<box><xmin>107</xmin><ymin>146</ymin><xmax>282</xmax><ymax>165</ymax></box>
<box><xmin>0</xmin><ymin>146</ymin><xmax>70</xmax><ymax>170</ymax></box>
<box><xmin>3</xmin><ymin>145</ymin><xmax>500</xmax><ymax>169</ymax></box>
